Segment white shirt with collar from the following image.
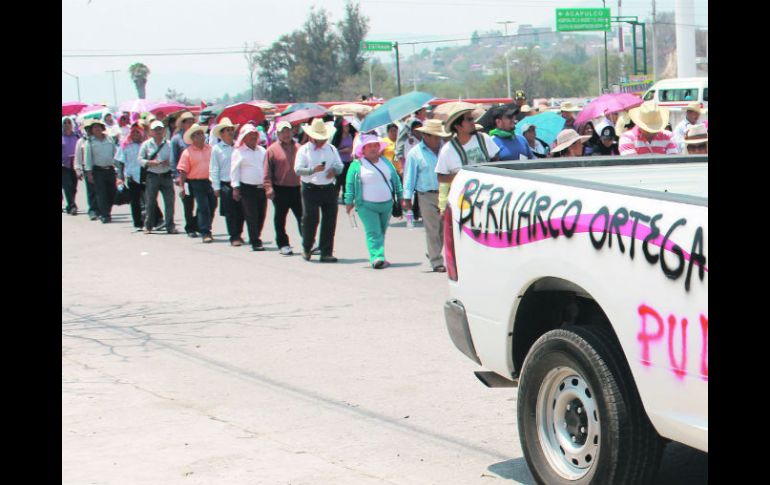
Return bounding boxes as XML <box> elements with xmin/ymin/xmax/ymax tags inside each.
<box><xmin>294</xmin><ymin>141</ymin><xmax>343</xmax><ymax>186</ymax></box>
<box><xmin>230</xmin><ymin>145</ymin><xmax>266</xmax><ymax>187</ymax></box>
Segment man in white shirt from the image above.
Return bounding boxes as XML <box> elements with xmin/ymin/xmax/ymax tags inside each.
<box><xmin>434</xmin><ymin>103</ymin><xmax>500</xmax><ymax>212</ymax></box>
<box><xmin>231</xmin><ymin>124</ymin><xmax>268</xmax><ymax>251</ymax></box>
<box><xmin>673</xmin><ymin>102</ymin><xmax>707</xmax><ymax>153</ymax></box>
<box><xmin>294</xmin><ymin>118</ymin><xmax>344</xmax><ymax>262</ymax></box>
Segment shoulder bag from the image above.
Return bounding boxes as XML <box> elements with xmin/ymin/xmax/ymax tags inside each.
<box><xmin>366</xmin><ymin>158</ymin><xmax>403</xmax><ymax>218</ymax></box>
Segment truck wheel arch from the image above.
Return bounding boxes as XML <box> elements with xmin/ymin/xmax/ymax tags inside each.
<box><xmin>511</xmin><ymin>278</ymin><xmax>618</xmax><ymax>375</ymax></box>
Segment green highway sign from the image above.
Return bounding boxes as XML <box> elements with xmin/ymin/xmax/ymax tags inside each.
<box><xmin>361</xmin><ymin>41</ymin><xmax>393</xmax><ymax>52</ymax></box>
<box><xmin>556</xmin><ymin>8</ymin><xmax>611</xmax><ymax>32</ymax></box>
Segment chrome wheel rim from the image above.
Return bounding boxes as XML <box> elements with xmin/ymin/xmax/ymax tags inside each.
<box><xmin>536</xmin><ymin>366</ymin><xmax>600</xmax><ymax>480</ymax></box>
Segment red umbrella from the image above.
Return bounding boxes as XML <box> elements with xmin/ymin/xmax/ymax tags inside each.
<box><xmin>574</xmin><ymin>93</ymin><xmax>643</xmax><ymax>128</ymax></box>
<box><xmin>279</xmin><ymin>107</ymin><xmax>328</xmax><ymax>125</ymax></box>
<box><xmin>62</xmin><ymin>101</ymin><xmax>88</xmax><ymax>116</ymax></box>
<box><xmin>217</xmin><ymin>102</ymin><xmax>265</xmax><ymax>125</ymax></box>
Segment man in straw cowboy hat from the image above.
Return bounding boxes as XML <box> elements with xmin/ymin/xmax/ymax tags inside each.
<box><xmin>139</xmin><ymin>120</ymin><xmax>177</xmax><ymax>234</ymax></box>
<box><xmin>559</xmin><ymin>101</ymin><xmax>582</xmax><ymax>130</ymax></box>
<box><xmin>75</xmin><ymin>118</ymin><xmax>100</xmax><ymax>220</ymax></box>
<box><xmin>619</xmin><ymin>101</ymin><xmax>679</xmax><ymax>156</ymax></box>
<box><xmin>294</xmin><ymin>118</ymin><xmax>344</xmax><ymax>262</ymax></box>
<box><xmin>209</xmin><ymin>117</ymin><xmax>244</xmax><ymax>246</ymax></box>
<box><xmin>682</xmin><ymin>124</ymin><xmax>708</xmax><ymax>155</ymax></box>
<box><xmin>264</xmin><ymin>121</ymin><xmax>303</xmax><ymax>256</ymax></box>
<box><xmin>673</xmin><ymin>101</ymin><xmax>707</xmax><ymax>153</ymax></box>
<box><xmin>435</xmin><ymin>102</ymin><xmax>500</xmax><ymax>212</ymax></box>
<box><xmin>551</xmin><ymin>129</ymin><xmax>591</xmax><ymax>158</ymax></box>
<box><xmin>83</xmin><ymin>117</ymin><xmax>118</xmax><ymax>224</ymax></box>
<box><xmin>171</xmin><ymin>111</ymin><xmax>201</xmax><ymax>237</ymax></box>
<box><xmin>403</xmin><ymin>119</ymin><xmax>451</xmax><ymax>272</ymax></box>
<box><xmin>177</xmin><ymin>123</ymin><xmax>216</xmax><ymax>243</ymax></box>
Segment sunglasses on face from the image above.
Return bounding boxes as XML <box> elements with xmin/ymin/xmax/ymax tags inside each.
<box><xmin>462</xmin><ymin>116</ymin><xmax>475</xmax><ymax>123</ymax></box>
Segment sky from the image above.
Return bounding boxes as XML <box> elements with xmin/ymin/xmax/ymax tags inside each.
<box><xmin>62</xmin><ymin>0</ymin><xmax>708</xmax><ymax>105</ymax></box>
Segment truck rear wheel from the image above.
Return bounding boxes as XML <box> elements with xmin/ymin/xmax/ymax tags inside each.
<box><xmin>517</xmin><ymin>325</ymin><xmax>663</xmax><ymax>484</ymax></box>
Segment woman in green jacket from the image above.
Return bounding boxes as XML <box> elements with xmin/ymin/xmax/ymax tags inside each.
<box><xmin>345</xmin><ymin>134</ymin><xmax>403</xmax><ymax>269</ymax></box>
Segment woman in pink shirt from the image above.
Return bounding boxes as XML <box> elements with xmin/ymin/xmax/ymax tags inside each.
<box><xmin>178</xmin><ymin>124</ymin><xmax>217</xmax><ymax>242</ymax></box>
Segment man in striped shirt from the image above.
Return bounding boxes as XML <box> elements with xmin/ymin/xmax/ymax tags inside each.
<box><xmin>619</xmin><ymin>101</ymin><xmax>679</xmax><ymax>156</ymax></box>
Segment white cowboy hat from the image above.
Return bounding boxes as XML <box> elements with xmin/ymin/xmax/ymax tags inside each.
<box><xmin>683</xmin><ymin>123</ymin><xmax>708</xmax><ymax>144</ymax></box>
<box><xmin>685</xmin><ymin>101</ymin><xmax>707</xmax><ymax>115</ymax></box>
<box><xmin>628</xmin><ymin>101</ymin><xmax>670</xmax><ymax>134</ymax></box>
<box><xmin>303</xmin><ymin>118</ymin><xmax>336</xmax><ymax>141</ymax></box>
<box><xmin>183</xmin><ymin>123</ymin><xmax>207</xmax><ymax>144</ymax></box>
<box><xmin>212</xmin><ymin>117</ymin><xmax>236</xmax><ymax>139</ymax></box>
<box><xmin>552</xmin><ymin>129</ymin><xmax>591</xmax><ymax>153</ymax></box>
<box><xmin>415</xmin><ymin>119</ymin><xmax>451</xmax><ymax>138</ymax></box>
<box><xmin>559</xmin><ymin>101</ymin><xmax>582</xmax><ymax>112</ymax></box>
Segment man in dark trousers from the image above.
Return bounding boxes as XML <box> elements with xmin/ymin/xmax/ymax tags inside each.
<box><xmin>170</xmin><ymin>111</ymin><xmax>199</xmax><ymax>237</ymax></box>
<box><xmin>264</xmin><ymin>121</ymin><xmax>303</xmax><ymax>256</ymax></box>
<box><xmin>293</xmin><ymin>119</ymin><xmax>344</xmax><ymax>262</ymax></box>
<box><xmin>83</xmin><ymin>119</ymin><xmax>118</xmax><ymax>223</ymax></box>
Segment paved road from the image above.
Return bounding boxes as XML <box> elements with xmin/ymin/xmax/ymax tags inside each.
<box><xmin>62</xmin><ymin>190</ymin><xmax>707</xmax><ymax>484</ymax></box>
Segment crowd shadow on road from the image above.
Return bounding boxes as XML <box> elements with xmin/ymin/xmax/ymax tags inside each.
<box><xmin>487</xmin><ymin>458</ymin><xmax>535</xmax><ymax>484</ymax></box>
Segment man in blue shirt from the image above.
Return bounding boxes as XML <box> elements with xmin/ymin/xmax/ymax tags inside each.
<box><xmin>402</xmin><ymin>119</ymin><xmax>449</xmax><ymax>272</ymax></box>
<box><xmin>489</xmin><ymin>107</ymin><xmax>534</xmax><ymax>161</ymax></box>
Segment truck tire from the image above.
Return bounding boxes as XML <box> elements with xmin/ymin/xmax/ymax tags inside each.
<box><xmin>517</xmin><ymin>325</ymin><xmax>663</xmax><ymax>484</ymax></box>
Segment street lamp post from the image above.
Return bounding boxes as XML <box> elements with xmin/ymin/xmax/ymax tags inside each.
<box><xmin>62</xmin><ymin>70</ymin><xmax>81</xmax><ymax>102</ymax></box>
<box><xmin>497</xmin><ymin>21</ymin><xmax>515</xmax><ymax>100</ymax></box>
<box><xmin>106</xmin><ymin>69</ymin><xmax>120</xmax><ymax>108</ymax></box>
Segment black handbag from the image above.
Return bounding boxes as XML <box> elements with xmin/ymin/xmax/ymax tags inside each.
<box><xmin>113</xmin><ymin>185</ymin><xmax>132</xmax><ymax>205</ymax></box>
<box><xmin>366</xmin><ymin>158</ymin><xmax>403</xmax><ymax>218</ymax></box>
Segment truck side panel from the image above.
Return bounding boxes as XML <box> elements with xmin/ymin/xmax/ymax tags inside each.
<box><xmin>447</xmin><ymin>170</ymin><xmax>708</xmax><ymax>452</ymax></box>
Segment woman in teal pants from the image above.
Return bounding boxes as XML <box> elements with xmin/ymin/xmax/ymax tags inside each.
<box><xmin>344</xmin><ymin>134</ymin><xmax>403</xmax><ymax>269</ymax></box>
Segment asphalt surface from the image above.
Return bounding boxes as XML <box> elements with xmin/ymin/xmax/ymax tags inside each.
<box><xmin>62</xmin><ymin>189</ymin><xmax>707</xmax><ymax>484</ymax></box>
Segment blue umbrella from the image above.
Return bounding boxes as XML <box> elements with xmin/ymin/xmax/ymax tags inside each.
<box><xmin>515</xmin><ymin>112</ymin><xmax>565</xmax><ymax>146</ymax></box>
<box><xmin>360</xmin><ymin>91</ymin><xmax>434</xmax><ymax>133</ymax></box>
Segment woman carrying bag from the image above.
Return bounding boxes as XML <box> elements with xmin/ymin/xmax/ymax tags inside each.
<box><xmin>344</xmin><ymin>134</ymin><xmax>403</xmax><ymax>269</ymax></box>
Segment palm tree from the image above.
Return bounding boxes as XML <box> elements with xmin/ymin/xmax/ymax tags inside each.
<box><xmin>128</xmin><ymin>63</ymin><xmax>151</xmax><ymax>99</ymax></box>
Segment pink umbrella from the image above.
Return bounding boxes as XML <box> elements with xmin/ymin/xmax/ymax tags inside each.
<box><xmin>119</xmin><ymin>99</ymin><xmax>152</xmax><ymax>114</ymax></box>
<box><xmin>62</xmin><ymin>102</ymin><xmax>87</xmax><ymax>116</ymax></box>
<box><xmin>279</xmin><ymin>107</ymin><xmax>328</xmax><ymax>125</ymax></box>
<box><xmin>574</xmin><ymin>93</ymin><xmax>643</xmax><ymax>129</ymax></box>
<box><xmin>147</xmin><ymin>101</ymin><xmax>187</xmax><ymax>117</ymax></box>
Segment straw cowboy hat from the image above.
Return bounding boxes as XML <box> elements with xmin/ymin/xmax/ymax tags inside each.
<box><xmin>683</xmin><ymin>123</ymin><xmax>708</xmax><ymax>144</ymax></box>
<box><xmin>552</xmin><ymin>129</ymin><xmax>591</xmax><ymax>153</ymax></box>
<box><xmin>212</xmin><ymin>117</ymin><xmax>236</xmax><ymax>139</ymax></box>
<box><xmin>628</xmin><ymin>101</ymin><xmax>670</xmax><ymax>134</ymax></box>
<box><xmin>615</xmin><ymin>111</ymin><xmax>631</xmax><ymax>136</ymax></box>
<box><xmin>444</xmin><ymin>102</ymin><xmax>480</xmax><ymax>131</ymax></box>
<box><xmin>177</xmin><ymin>111</ymin><xmax>195</xmax><ymax>125</ymax></box>
<box><xmin>303</xmin><ymin>118</ymin><xmax>336</xmax><ymax>141</ymax></box>
<box><xmin>559</xmin><ymin>101</ymin><xmax>582</xmax><ymax>113</ymax></box>
<box><xmin>416</xmin><ymin>119</ymin><xmax>451</xmax><ymax>138</ymax></box>
<box><xmin>183</xmin><ymin>123</ymin><xmax>207</xmax><ymax>144</ymax></box>
<box><xmin>685</xmin><ymin>101</ymin><xmax>708</xmax><ymax>115</ymax></box>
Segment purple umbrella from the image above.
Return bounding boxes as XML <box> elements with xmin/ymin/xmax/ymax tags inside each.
<box><xmin>574</xmin><ymin>93</ymin><xmax>643</xmax><ymax>129</ymax></box>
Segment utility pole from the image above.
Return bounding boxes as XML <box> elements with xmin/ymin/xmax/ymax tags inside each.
<box><xmin>62</xmin><ymin>70</ymin><xmax>81</xmax><ymax>102</ymax></box>
<box><xmin>496</xmin><ymin>20</ymin><xmax>515</xmax><ymax>100</ymax></box>
<box><xmin>394</xmin><ymin>42</ymin><xmax>402</xmax><ymax>96</ymax></box>
<box><xmin>106</xmin><ymin>69</ymin><xmax>120</xmax><ymax>108</ymax></box>
<box><xmin>651</xmin><ymin>0</ymin><xmax>658</xmax><ymax>81</ymax></box>
<box><xmin>412</xmin><ymin>44</ymin><xmax>417</xmax><ymax>92</ymax></box>
<box><xmin>603</xmin><ymin>0</ymin><xmax>609</xmax><ymax>91</ymax></box>
<box><xmin>368</xmin><ymin>60</ymin><xmax>374</xmax><ymax>99</ymax></box>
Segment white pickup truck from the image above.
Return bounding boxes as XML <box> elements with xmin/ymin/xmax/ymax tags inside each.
<box><xmin>442</xmin><ymin>155</ymin><xmax>707</xmax><ymax>484</ymax></box>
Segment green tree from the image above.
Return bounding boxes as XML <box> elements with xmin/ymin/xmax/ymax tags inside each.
<box><xmin>290</xmin><ymin>8</ymin><xmax>340</xmax><ymax>100</ymax></box>
<box><xmin>337</xmin><ymin>0</ymin><xmax>369</xmax><ymax>77</ymax></box>
<box><xmin>128</xmin><ymin>63</ymin><xmax>150</xmax><ymax>99</ymax></box>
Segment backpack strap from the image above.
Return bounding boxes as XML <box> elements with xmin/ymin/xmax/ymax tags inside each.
<box><xmin>475</xmin><ymin>132</ymin><xmax>490</xmax><ymax>161</ymax></box>
<box><xmin>450</xmin><ymin>137</ymin><xmax>469</xmax><ymax>166</ymax></box>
